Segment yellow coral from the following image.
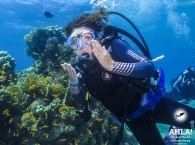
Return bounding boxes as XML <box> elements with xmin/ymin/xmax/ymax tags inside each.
<box><xmin>0</xmin><ymin>70</ymin><xmax>5</xmax><ymax>74</ymax></box>
<box><xmin>0</xmin><ymin>76</ymin><xmax>6</xmax><ymax>81</ymax></box>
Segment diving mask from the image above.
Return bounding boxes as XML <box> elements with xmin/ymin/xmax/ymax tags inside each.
<box><xmin>66</xmin><ymin>30</ymin><xmax>96</xmax><ymax>50</ymax></box>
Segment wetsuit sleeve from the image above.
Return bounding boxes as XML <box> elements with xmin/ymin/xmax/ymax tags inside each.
<box><xmin>111</xmin><ymin>39</ymin><xmax>157</xmax><ymax>78</ymax></box>
<box><xmin>69</xmin><ymin>84</ymin><xmax>85</xmax><ymax>104</ymax></box>
<box><xmin>69</xmin><ymin>85</ymin><xmax>81</xmax><ymax>95</ymax></box>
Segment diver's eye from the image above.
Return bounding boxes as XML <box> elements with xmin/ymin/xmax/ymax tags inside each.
<box><xmin>72</xmin><ymin>36</ymin><xmax>77</xmax><ymax>45</ymax></box>
<box><xmin>83</xmin><ymin>34</ymin><xmax>93</xmax><ymax>41</ymax></box>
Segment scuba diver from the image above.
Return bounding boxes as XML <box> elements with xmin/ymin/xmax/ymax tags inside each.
<box><xmin>163</xmin><ymin>67</ymin><xmax>195</xmax><ymax>145</ymax></box>
<box><xmin>57</xmin><ymin>9</ymin><xmax>195</xmax><ymax>145</ymax></box>
<box><xmin>166</xmin><ymin>66</ymin><xmax>195</xmax><ymax>104</ymax></box>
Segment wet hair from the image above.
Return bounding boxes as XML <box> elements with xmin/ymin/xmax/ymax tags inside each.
<box><xmin>64</xmin><ymin>8</ymin><xmax>108</xmax><ymax>36</ymax></box>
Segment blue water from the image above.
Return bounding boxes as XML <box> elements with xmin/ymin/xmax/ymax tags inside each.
<box><xmin>0</xmin><ymin>0</ymin><xmax>195</xmax><ymax>144</ymax></box>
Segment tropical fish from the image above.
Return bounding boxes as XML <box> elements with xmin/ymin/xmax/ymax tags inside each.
<box><xmin>41</xmin><ymin>125</ymin><xmax>49</xmax><ymax>129</ymax></box>
<box><xmin>95</xmin><ymin>117</ymin><xmax>103</xmax><ymax>122</ymax></box>
<box><xmin>52</xmin><ymin>123</ymin><xmax>61</xmax><ymax>127</ymax></box>
<box><xmin>52</xmin><ymin>93</ymin><xmax>60</xmax><ymax>98</ymax></box>
<box><xmin>31</xmin><ymin>128</ymin><xmax>38</xmax><ymax>132</ymax></box>
<box><xmin>9</xmin><ymin>118</ymin><xmax>13</xmax><ymax>124</ymax></box>
<box><xmin>45</xmin><ymin>133</ymin><xmax>49</xmax><ymax>139</ymax></box>
<box><xmin>58</xmin><ymin>138</ymin><xmax>66</xmax><ymax>142</ymax></box>
<box><xmin>29</xmin><ymin>84</ymin><xmax>37</xmax><ymax>91</ymax></box>
<box><xmin>18</xmin><ymin>123</ymin><xmax>22</xmax><ymax>129</ymax></box>
<box><xmin>44</xmin><ymin>11</ymin><xmax>53</xmax><ymax>18</ymax></box>
<box><xmin>59</xmin><ymin>106</ymin><xmax>74</xmax><ymax>112</ymax></box>
<box><xmin>45</xmin><ymin>112</ymin><xmax>48</xmax><ymax>118</ymax></box>
<box><xmin>3</xmin><ymin>109</ymin><xmax>10</xmax><ymax>117</ymax></box>
<box><xmin>87</xmin><ymin>128</ymin><xmax>92</xmax><ymax>135</ymax></box>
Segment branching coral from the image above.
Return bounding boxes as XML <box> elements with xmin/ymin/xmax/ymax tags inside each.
<box><xmin>24</xmin><ymin>26</ymin><xmax>75</xmax><ymax>75</ymax></box>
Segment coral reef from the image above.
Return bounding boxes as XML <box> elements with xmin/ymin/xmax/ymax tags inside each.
<box><xmin>1</xmin><ymin>72</ymin><xmax>125</xmax><ymax>145</ymax></box>
<box><xmin>0</xmin><ymin>51</ymin><xmax>16</xmax><ymax>88</ymax></box>
<box><xmin>24</xmin><ymin>26</ymin><xmax>75</xmax><ymax>75</ymax></box>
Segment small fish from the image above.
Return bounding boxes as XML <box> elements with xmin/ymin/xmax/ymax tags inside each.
<box><xmin>45</xmin><ymin>112</ymin><xmax>48</xmax><ymax>118</ymax></box>
<box><xmin>52</xmin><ymin>93</ymin><xmax>60</xmax><ymax>98</ymax></box>
<box><xmin>111</xmin><ymin>126</ymin><xmax>118</xmax><ymax>132</ymax></box>
<box><xmin>43</xmin><ymin>98</ymin><xmax>49</xmax><ymax>101</ymax></box>
<box><xmin>52</xmin><ymin>123</ymin><xmax>61</xmax><ymax>127</ymax></box>
<box><xmin>44</xmin><ymin>11</ymin><xmax>53</xmax><ymax>18</ymax></box>
<box><xmin>31</xmin><ymin>128</ymin><xmax>38</xmax><ymax>132</ymax></box>
<box><xmin>45</xmin><ymin>133</ymin><xmax>49</xmax><ymax>139</ymax></box>
<box><xmin>40</xmin><ymin>91</ymin><xmax>45</xmax><ymax>95</ymax></box>
<box><xmin>41</xmin><ymin>125</ymin><xmax>49</xmax><ymax>129</ymax></box>
<box><xmin>9</xmin><ymin>118</ymin><xmax>13</xmax><ymax>124</ymax></box>
<box><xmin>87</xmin><ymin>128</ymin><xmax>92</xmax><ymax>136</ymax></box>
<box><xmin>29</xmin><ymin>84</ymin><xmax>37</xmax><ymax>91</ymax></box>
<box><xmin>18</xmin><ymin>123</ymin><xmax>23</xmax><ymax>129</ymax></box>
<box><xmin>58</xmin><ymin>138</ymin><xmax>66</xmax><ymax>142</ymax></box>
<box><xmin>95</xmin><ymin>117</ymin><xmax>103</xmax><ymax>122</ymax></box>
<box><xmin>60</xmin><ymin>116</ymin><xmax>66</xmax><ymax>120</ymax></box>
<box><xmin>59</xmin><ymin>106</ymin><xmax>74</xmax><ymax>112</ymax></box>
<box><xmin>12</xmin><ymin>101</ymin><xmax>18</xmax><ymax>106</ymax></box>
<box><xmin>3</xmin><ymin>109</ymin><xmax>10</xmax><ymax>117</ymax></box>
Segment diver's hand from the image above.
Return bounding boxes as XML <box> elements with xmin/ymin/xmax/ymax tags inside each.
<box><xmin>61</xmin><ymin>63</ymin><xmax>79</xmax><ymax>84</ymax></box>
<box><xmin>92</xmin><ymin>40</ymin><xmax>114</xmax><ymax>71</ymax></box>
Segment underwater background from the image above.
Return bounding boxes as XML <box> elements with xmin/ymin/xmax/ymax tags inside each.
<box><xmin>0</xmin><ymin>0</ymin><xmax>195</xmax><ymax>145</ymax></box>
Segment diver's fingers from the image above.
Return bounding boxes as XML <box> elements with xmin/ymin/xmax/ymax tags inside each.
<box><xmin>61</xmin><ymin>63</ymin><xmax>74</xmax><ymax>74</ymax></box>
<box><xmin>92</xmin><ymin>40</ymin><xmax>107</xmax><ymax>54</ymax></box>
<box><xmin>61</xmin><ymin>63</ymin><xmax>68</xmax><ymax>71</ymax></box>
<box><xmin>66</xmin><ymin>64</ymin><xmax>78</xmax><ymax>83</ymax></box>
<box><xmin>93</xmin><ymin>46</ymin><xmax>101</xmax><ymax>59</ymax></box>
<box><xmin>71</xmin><ymin>67</ymin><xmax>77</xmax><ymax>76</ymax></box>
<box><xmin>66</xmin><ymin>64</ymin><xmax>75</xmax><ymax>76</ymax></box>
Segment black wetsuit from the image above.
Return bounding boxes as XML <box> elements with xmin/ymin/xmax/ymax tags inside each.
<box><xmin>70</xmin><ymin>38</ymin><xmax>195</xmax><ymax>145</ymax></box>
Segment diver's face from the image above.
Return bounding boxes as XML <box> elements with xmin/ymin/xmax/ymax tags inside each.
<box><xmin>68</xmin><ymin>27</ymin><xmax>95</xmax><ymax>59</ymax></box>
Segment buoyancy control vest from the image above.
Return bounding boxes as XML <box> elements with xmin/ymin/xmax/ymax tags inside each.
<box><xmin>83</xmin><ymin>60</ymin><xmax>142</xmax><ymax>118</ymax></box>
<box><xmin>80</xmin><ymin>38</ymin><xmax>155</xmax><ymax>118</ymax></box>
